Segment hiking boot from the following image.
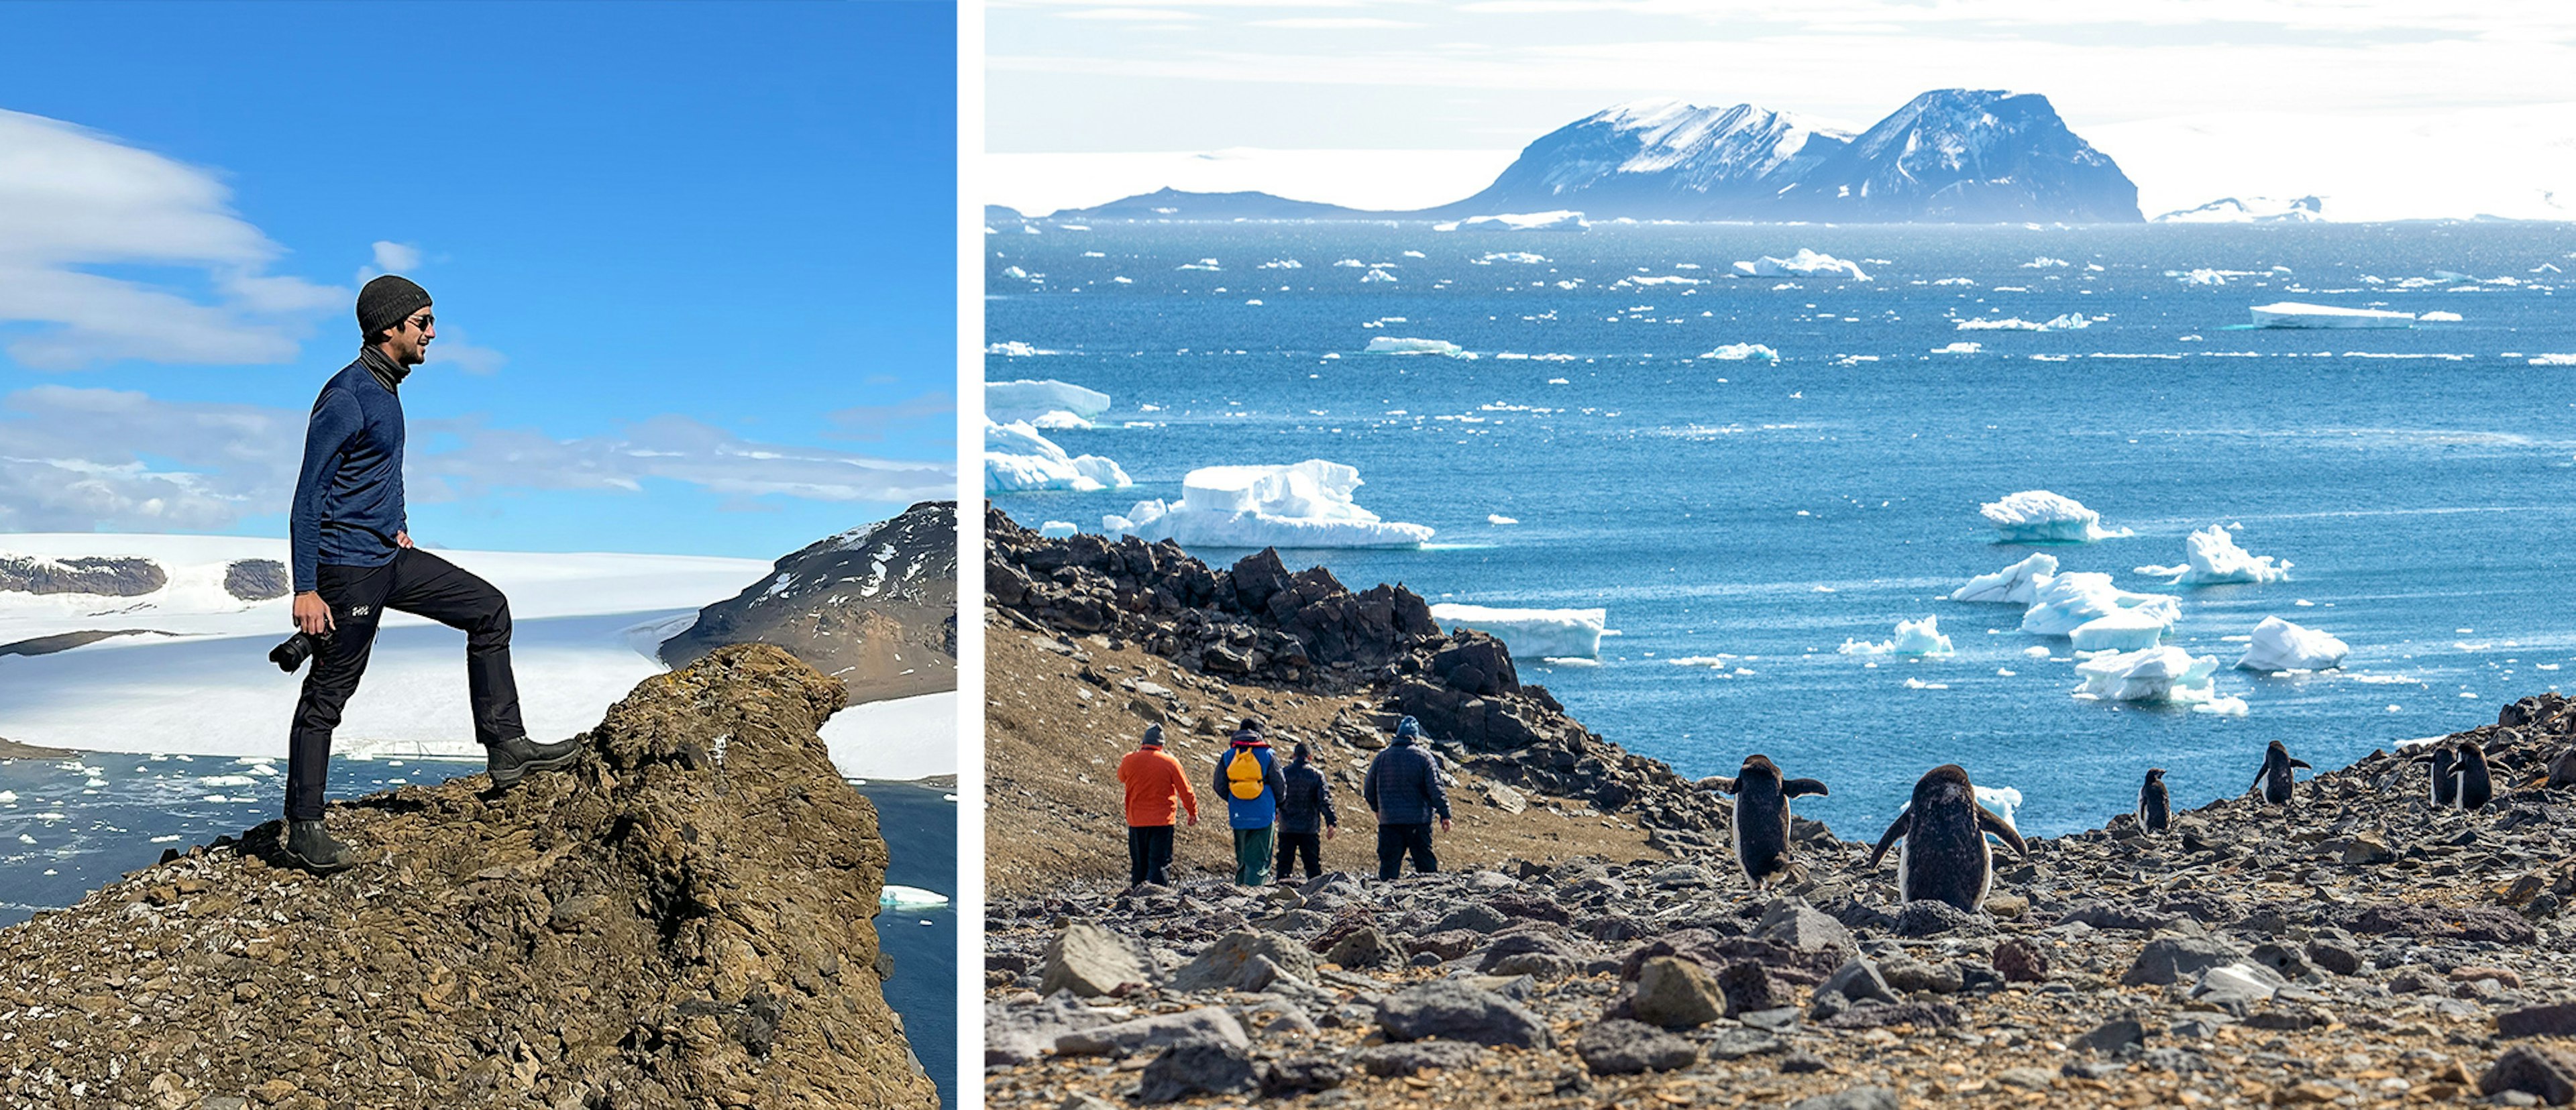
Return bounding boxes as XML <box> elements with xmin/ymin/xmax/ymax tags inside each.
<box><xmin>282</xmin><ymin>818</ymin><xmax>359</xmax><ymax>874</ymax></box>
<box><xmin>486</xmin><ymin>734</ymin><xmax>585</xmax><ymax>787</ymax></box>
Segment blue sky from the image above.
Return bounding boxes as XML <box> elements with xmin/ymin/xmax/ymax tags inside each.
<box><xmin>0</xmin><ymin>1</ymin><xmax>957</xmax><ymax>558</ymax></box>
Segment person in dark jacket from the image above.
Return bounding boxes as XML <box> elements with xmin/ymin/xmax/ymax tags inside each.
<box><xmin>1212</xmin><ymin>718</ymin><xmax>1286</xmax><ymax>885</ymax></box>
<box><xmin>1362</xmin><ymin>716</ymin><xmax>1452</xmax><ymax>880</ymax></box>
<box><xmin>1273</xmin><ymin>742</ymin><xmax>1339</xmax><ymax>882</ymax></box>
<box><xmin>278</xmin><ymin>276</ymin><xmax>583</xmax><ymax>874</ymax></box>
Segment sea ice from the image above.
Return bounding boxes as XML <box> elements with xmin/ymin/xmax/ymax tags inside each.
<box><xmin>1732</xmin><ymin>249</ymin><xmax>1869</xmax><ymax>281</ymax></box>
<box><xmin>2145</xmin><ymin>524</ymin><xmax>2291</xmax><ymax>586</ymax></box>
<box><xmin>2020</xmin><ymin>572</ymin><xmax>2180</xmax><ymax>637</ymax></box>
<box><xmin>1459</xmin><ymin>211</ymin><xmax>1589</xmax><ymax>233</ymax></box>
<box><xmin>1429</xmin><ymin>604</ymin><xmax>1608</xmax><ymax>660</ymax></box>
<box><xmin>2069</xmin><ymin>607</ymin><xmax>2168</xmax><ymax>652</ymax></box>
<box><xmin>2237</xmin><ymin>616</ymin><xmax>2349</xmax><ymax>672</ymax></box>
<box><xmin>1103</xmin><ymin>461</ymin><xmax>1434</xmax><ymax>549</ymax></box>
<box><xmin>1700</xmin><ymin>343</ymin><xmax>1780</xmax><ymax>361</ymax></box>
<box><xmin>2249</xmin><ymin>302</ymin><xmax>2414</xmax><ymax>329</ymax></box>
<box><xmin>1950</xmin><ymin>553</ymin><xmax>2059</xmax><ymax>604</ymax></box>
<box><xmin>983</xmin><ymin>419</ymin><xmax>1134</xmax><ymax>493</ymax></box>
<box><xmin>2074</xmin><ymin>647</ymin><xmax>2220</xmax><ymax>704</ymax></box>
<box><xmin>1980</xmin><ymin>490</ymin><xmax>2134</xmax><ymax>543</ymax></box>
<box><xmin>1839</xmin><ymin>615</ymin><xmax>1956</xmax><ymax>657</ymax></box>
<box><xmin>985</xmin><ymin>379</ymin><xmax>1112</xmax><ymax>427</ymax></box>
<box><xmin>1366</xmin><ymin>337</ymin><xmax>1468</xmax><ymax>357</ymax></box>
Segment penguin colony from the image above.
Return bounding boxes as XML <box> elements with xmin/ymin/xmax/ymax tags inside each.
<box><xmin>1718</xmin><ymin>734</ymin><xmax>2513</xmax><ymax>917</ymax></box>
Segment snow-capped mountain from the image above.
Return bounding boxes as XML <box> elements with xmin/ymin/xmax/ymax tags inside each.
<box><xmin>1431</xmin><ymin>99</ymin><xmax>1852</xmax><ymax>220</ymax></box>
<box><xmin>1770</xmin><ymin>90</ymin><xmax>2140</xmax><ymax>222</ymax></box>
<box><xmin>659</xmin><ymin>500</ymin><xmax>957</xmax><ymax>706</ymax></box>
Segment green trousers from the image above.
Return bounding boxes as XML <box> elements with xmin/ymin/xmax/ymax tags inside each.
<box><xmin>1232</xmin><ymin>826</ymin><xmax>1276</xmax><ymax>885</ymax></box>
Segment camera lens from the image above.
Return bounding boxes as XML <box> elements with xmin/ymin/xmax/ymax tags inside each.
<box><xmin>270</xmin><ymin>632</ymin><xmax>315</xmax><ymax>673</ymax></box>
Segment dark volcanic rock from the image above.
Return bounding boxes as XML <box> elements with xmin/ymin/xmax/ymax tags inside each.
<box><xmin>2481</xmin><ymin>1044</ymin><xmax>2576</xmax><ymax>1105</ymax></box>
<box><xmin>663</xmin><ymin>501</ymin><xmax>957</xmax><ymax>706</ymax></box>
<box><xmin>0</xmin><ymin>553</ymin><xmax>165</xmax><ymax>596</ymax></box>
<box><xmin>1352</xmin><ymin>1041</ymin><xmax>1484</xmax><ymax>1076</ymax></box>
<box><xmin>1136</xmin><ymin>1042</ymin><xmax>1258</xmax><ymax>1103</ymax></box>
<box><xmin>1576</xmin><ymin>1019</ymin><xmax>1698</xmax><ymax>1075</ymax></box>
<box><xmin>221</xmin><ymin>559</ymin><xmax>289</xmax><ymax>600</ymax></box>
<box><xmin>2122</xmin><ymin>936</ymin><xmax>2245</xmax><ymax>987</ymax></box>
<box><xmin>1375</xmin><ymin>981</ymin><xmax>1552</xmax><ymax>1048</ymax></box>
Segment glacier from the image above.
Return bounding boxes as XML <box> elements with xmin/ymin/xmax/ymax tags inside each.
<box><xmin>984</xmin><ymin>419</ymin><xmax>1134</xmax><ymax>493</ymax></box>
<box><xmin>2074</xmin><ymin>647</ymin><xmax>2220</xmax><ymax>704</ymax></box>
<box><xmin>2250</xmin><ymin>302</ymin><xmax>2414</xmax><ymax>329</ymax></box>
<box><xmin>1949</xmin><ymin>553</ymin><xmax>2059</xmax><ymax>604</ymax></box>
<box><xmin>2020</xmin><ymin>571</ymin><xmax>2180</xmax><ymax>637</ymax></box>
<box><xmin>1980</xmin><ymin>490</ymin><xmax>2133</xmax><ymax>543</ymax></box>
<box><xmin>1838</xmin><ymin>614</ymin><xmax>1956</xmax><ymax>657</ymax></box>
<box><xmin>2140</xmin><ymin>524</ymin><xmax>2291</xmax><ymax>586</ymax></box>
<box><xmin>2237</xmin><ymin>616</ymin><xmax>2349</xmax><ymax>672</ymax></box>
<box><xmin>1103</xmin><ymin>460</ymin><xmax>1434</xmax><ymax>549</ymax></box>
<box><xmin>987</xmin><ymin>379</ymin><xmax>1113</xmax><ymax>428</ymax></box>
<box><xmin>1733</xmin><ymin>249</ymin><xmax>1869</xmax><ymax>280</ymax></box>
<box><xmin>1429</xmin><ymin>604</ymin><xmax>1608</xmax><ymax>660</ymax></box>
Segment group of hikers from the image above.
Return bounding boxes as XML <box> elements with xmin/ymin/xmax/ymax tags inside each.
<box><xmin>1116</xmin><ymin>716</ymin><xmax>1454</xmax><ymax>888</ymax></box>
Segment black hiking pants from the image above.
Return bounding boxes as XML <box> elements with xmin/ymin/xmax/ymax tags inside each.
<box><xmin>1128</xmin><ymin>824</ymin><xmax>1176</xmax><ymax>886</ymax></box>
<box><xmin>1276</xmin><ymin>830</ymin><xmax>1323</xmax><ymax>881</ymax></box>
<box><xmin>1377</xmin><ymin>823</ymin><xmax>1438</xmax><ymax>880</ymax></box>
<box><xmin>286</xmin><ymin>549</ymin><xmax>523</xmax><ymax>820</ymax></box>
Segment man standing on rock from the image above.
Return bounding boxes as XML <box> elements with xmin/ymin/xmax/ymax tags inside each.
<box><xmin>1117</xmin><ymin>724</ymin><xmax>1196</xmax><ymax>887</ymax></box>
<box><xmin>279</xmin><ymin>276</ymin><xmax>584</xmax><ymax>873</ymax></box>
<box><xmin>1274</xmin><ymin>741</ymin><xmax>1338</xmax><ymax>883</ymax></box>
<box><xmin>1363</xmin><ymin>716</ymin><xmax>1451</xmax><ymax>881</ymax></box>
<box><xmin>1213</xmin><ymin>718</ymin><xmax>1285</xmax><ymax>886</ymax></box>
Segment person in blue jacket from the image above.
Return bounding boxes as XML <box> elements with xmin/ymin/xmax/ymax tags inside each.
<box><xmin>278</xmin><ymin>276</ymin><xmax>584</xmax><ymax>874</ymax></box>
<box><xmin>1363</xmin><ymin>716</ymin><xmax>1452</xmax><ymax>880</ymax></box>
<box><xmin>1211</xmin><ymin>718</ymin><xmax>1286</xmax><ymax>886</ymax></box>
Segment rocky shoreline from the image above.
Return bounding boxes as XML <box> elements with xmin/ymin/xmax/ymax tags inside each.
<box><xmin>2</xmin><ymin>645</ymin><xmax>938</xmax><ymax>1110</ymax></box>
<box><xmin>983</xmin><ymin>514</ymin><xmax>2576</xmax><ymax>1108</ymax></box>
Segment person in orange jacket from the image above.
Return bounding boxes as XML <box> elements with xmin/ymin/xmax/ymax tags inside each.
<box><xmin>1117</xmin><ymin>724</ymin><xmax>1197</xmax><ymax>887</ymax></box>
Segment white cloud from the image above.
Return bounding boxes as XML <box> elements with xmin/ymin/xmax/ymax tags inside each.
<box><xmin>1251</xmin><ymin>17</ymin><xmax>1425</xmax><ymax>27</ymax></box>
<box><xmin>1062</xmin><ymin>7</ymin><xmax>1208</xmax><ymax>18</ymax></box>
<box><xmin>422</xmin><ymin>327</ymin><xmax>508</xmax><ymax>376</ymax></box>
<box><xmin>0</xmin><ymin>109</ymin><xmax>345</xmax><ymax>370</ymax></box>
<box><xmin>372</xmin><ymin>241</ymin><xmax>423</xmax><ymax>274</ymax></box>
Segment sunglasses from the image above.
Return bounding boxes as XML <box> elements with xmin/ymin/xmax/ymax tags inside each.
<box><xmin>404</xmin><ymin>313</ymin><xmax>435</xmax><ymax>331</ymax></box>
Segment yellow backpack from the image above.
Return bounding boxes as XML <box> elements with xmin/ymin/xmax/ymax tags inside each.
<box><xmin>1226</xmin><ymin>746</ymin><xmax>1267</xmax><ymax>800</ymax></box>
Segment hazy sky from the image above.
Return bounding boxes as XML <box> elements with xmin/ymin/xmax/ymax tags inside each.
<box><xmin>1</xmin><ymin>3</ymin><xmax>956</xmax><ymax>557</ymax></box>
<box><xmin>989</xmin><ymin>0</ymin><xmax>2576</xmax><ymax>150</ymax></box>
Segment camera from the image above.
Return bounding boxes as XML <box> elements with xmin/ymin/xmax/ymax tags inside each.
<box><xmin>270</xmin><ymin>630</ymin><xmax>327</xmax><ymax>673</ymax></box>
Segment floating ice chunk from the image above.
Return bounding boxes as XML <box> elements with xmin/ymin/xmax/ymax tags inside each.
<box><xmin>2021</xmin><ymin>572</ymin><xmax>2179</xmax><ymax>637</ymax></box>
<box><xmin>1903</xmin><ymin>677</ymin><xmax>1949</xmax><ymax>690</ymax></box>
<box><xmin>1974</xmin><ymin>785</ymin><xmax>2022</xmax><ymax>829</ymax></box>
<box><xmin>1036</xmin><ymin>520</ymin><xmax>1077</xmax><ymax>539</ymax></box>
<box><xmin>1839</xmin><ymin>615</ymin><xmax>1955</xmax><ymax>657</ymax></box>
<box><xmin>2193</xmin><ymin>696</ymin><xmax>2251</xmax><ymax>716</ymax></box>
<box><xmin>1361</xmin><ymin>268</ymin><xmax>1398</xmax><ymax>283</ymax></box>
<box><xmin>881</xmin><ymin>885</ymin><xmax>950</xmax><ymax>909</ymax></box>
<box><xmin>1479</xmin><ymin>252</ymin><xmax>1548</xmax><ymax>264</ymax></box>
<box><xmin>1459</xmin><ymin>211</ymin><xmax>1589</xmax><ymax>233</ymax></box>
<box><xmin>1732</xmin><ymin>249</ymin><xmax>1868</xmax><ymax>281</ymax></box>
<box><xmin>2021</xmin><ymin>258</ymin><xmax>2070</xmax><ymax>269</ymax></box>
<box><xmin>1932</xmin><ymin>341</ymin><xmax>1982</xmax><ymax>355</ymax></box>
<box><xmin>1954</xmin><ymin>313</ymin><xmax>2090</xmax><ymax>331</ymax></box>
<box><xmin>2070</xmin><ymin>608</ymin><xmax>2168</xmax><ymax>652</ymax></box>
<box><xmin>985</xmin><ymin>341</ymin><xmax>1055</xmax><ymax>357</ymax></box>
<box><xmin>983</xmin><ymin>419</ymin><xmax>1133</xmax><ymax>493</ymax></box>
<box><xmin>1332</xmin><ymin>259</ymin><xmax>1365</xmax><ymax>268</ymax></box>
<box><xmin>1487</xmin><ymin>514</ymin><xmax>1519</xmax><ymax>525</ymax></box>
<box><xmin>1366</xmin><ymin>337</ymin><xmax>1468</xmax><ymax>357</ymax></box>
<box><xmin>1177</xmin><ymin>258</ymin><xmax>1221</xmax><ymax>271</ymax></box>
<box><xmin>2074</xmin><ymin>647</ymin><xmax>2220</xmax><ymax>704</ymax></box>
<box><xmin>1104</xmin><ymin>461</ymin><xmax>1433</xmax><ymax>549</ymax></box>
<box><xmin>1258</xmin><ymin>259</ymin><xmax>1304</xmax><ymax>269</ymax></box>
<box><xmin>2532</xmin><ymin>354</ymin><xmax>2576</xmax><ymax>366</ymax></box>
<box><xmin>1700</xmin><ymin>343</ymin><xmax>1779</xmax><ymax>362</ymax></box>
<box><xmin>1430</xmin><ymin>604</ymin><xmax>1607</xmax><ymax>660</ymax></box>
<box><xmin>2151</xmin><ymin>524</ymin><xmax>2291</xmax><ymax>586</ymax></box>
<box><xmin>2237</xmin><ymin>616</ymin><xmax>2349</xmax><ymax>672</ymax></box>
<box><xmin>1980</xmin><ymin>490</ymin><xmax>2133</xmax><ymax>543</ymax></box>
<box><xmin>2420</xmin><ymin>311</ymin><xmax>2462</xmax><ymax>322</ymax></box>
<box><xmin>2250</xmin><ymin>302</ymin><xmax>2414</xmax><ymax>329</ymax></box>
<box><xmin>1950</xmin><ymin>553</ymin><xmax>2059</xmax><ymax>604</ymax></box>
<box><xmin>985</xmin><ymin>379</ymin><xmax>1112</xmax><ymax>427</ymax></box>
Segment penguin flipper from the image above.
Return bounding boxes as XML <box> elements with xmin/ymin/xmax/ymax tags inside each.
<box><xmin>1782</xmin><ymin>778</ymin><xmax>1829</xmax><ymax>798</ymax></box>
<box><xmin>2290</xmin><ymin>759</ymin><xmax>2313</xmax><ymax>770</ymax></box>
<box><xmin>1976</xmin><ymin>806</ymin><xmax>2031</xmax><ymax>859</ymax></box>
<box><xmin>1866</xmin><ymin>812</ymin><xmax>1909</xmax><ymax>869</ymax></box>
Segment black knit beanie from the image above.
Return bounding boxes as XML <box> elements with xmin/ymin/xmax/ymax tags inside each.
<box><xmin>357</xmin><ymin>275</ymin><xmax>432</xmax><ymax>342</ymax></box>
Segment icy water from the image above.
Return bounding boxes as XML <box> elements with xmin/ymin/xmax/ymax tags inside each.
<box><xmin>989</xmin><ymin>221</ymin><xmax>2576</xmax><ymax>841</ymax></box>
<box><xmin>0</xmin><ymin>755</ymin><xmax>956</xmax><ymax>1106</ymax></box>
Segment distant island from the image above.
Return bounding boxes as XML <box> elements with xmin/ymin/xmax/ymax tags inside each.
<box><xmin>998</xmin><ymin>89</ymin><xmax>2143</xmax><ymax>226</ymax></box>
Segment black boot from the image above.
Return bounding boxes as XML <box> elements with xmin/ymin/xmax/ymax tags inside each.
<box><xmin>282</xmin><ymin>818</ymin><xmax>359</xmax><ymax>874</ymax></box>
<box><xmin>486</xmin><ymin>734</ymin><xmax>584</xmax><ymax>787</ymax></box>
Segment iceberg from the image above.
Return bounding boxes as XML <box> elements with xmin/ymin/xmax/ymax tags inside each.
<box><xmin>983</xmin><ymin>419</ymin><xmax>1133</xmax><ymax>493</ymax></box>
<box><xmin>879</xmin><ymin>885</ymin><xmax>950</xmax><ymax>910</ymax></box>
<box><xmin>986</xmin><ymin>379</ymin><xmax>1113</xmax><ymax>427</ymax></box>
<box><xmin>1366</xmin><ymin>337</ymin><xmax>1468</xmax><ymax>357</ymax></box>
<box><xmin>1949</xmin><ymin>553</ymin><xmax>2059</xmax><ymax>604</ymax></box>
<box><xmin>1974</xmin><ymin>785</ymin><xmax>2023</xmax><ymax>830</ymax></box>
<box><xmin>1954</xmin><ymin>313</ymin><xmax>2090</xmax><ymax>331</ymax></box>
<box><xmin>1104</xmin><ymin>461</ymin><xmax>1434</xmax><ymax>549</ymax></box>
<box><xmin>1980</xmin><ymin>490</ymin><xmax>2133</xmax><ymax>543</ymax></box>
<box><xmin>1700</xmin><ymin>343</ymin><xmax>1779</xmax><ymax>361</ymax></box>
<box><xmin>1037</xmin><ymin>520</ymin><xmax>1077</xmax><ymax>539</ymax></box>
<box><xmin>1458</xmin><ymin>211</ymin><xmax>1589</xmax><ymax>232</ymax></box>
<box><xmin>2250</xmin><ymin>302</ymin><xmax>2414</xmax><ymax>329</ymax></box>
<box><xmin>1731</xmin><ymin>249</ymin><xmax>1869</xmax><ymax>280</ymax></box>
<box><xmin>2069</xmin><ymin>607</ymin><xmax>2168</xmax><ymax>651</ymax></box>
<box><xmin>2147</xmin><ymin>524</ymin><xmax>2290</xmax><ymax>586</ymax></box>
<box><xmin>1429</xmin><ymin>604</ymin><xmax>1607</xmax><ymax>660</ymax></box>
<box><xmin>2237</xmin><ymin>616</ymin><xmax>2349</xmax><ymax>672</ymax></box>
<box><xmin>1839</xmin><ymin>615</ymin><xmax>1956</xmax><ymax>657</ymax></box>
<box><xmin>2020</xmin><ymin>571</ymin><xmax>2180</xmax><ymax>637</ymax></box>
<box><xmin>2074</xmin><ymin>647</ymin><xmax>2220</xmax><ymax>704</ymax></box>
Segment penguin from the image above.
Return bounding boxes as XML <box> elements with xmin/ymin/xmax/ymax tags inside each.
<box><xmin>2452</xmin><ymin>738</ymin><xmax>2493</xmax><ymax>811</ymax></box>
<box><xmin>2411</xmin><ymin>743</ymin><xmax>2459</xmax><ymax>808</ymax></box>
<box><xmin>2136</xmin><ymin>768</ymin><xmax>2170</xmax><ymax>836</ymax></box>
<box><xmin>2252</xmin><ymin>740</ymin><xmax>2312</xmax><ymax>806</ymax></box>
<box><xmin>1867</xmin><ymin>765</ymin><xmax>2029</xmax><ymax>912</ymax></box>
<box><xmin>1710</xmin><ymin>755</ymin><xmax>1829</xmax><ymax>889</ymax></box>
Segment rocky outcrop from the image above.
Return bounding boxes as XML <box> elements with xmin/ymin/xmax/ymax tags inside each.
<box><xmin>663</xmin><ymin>501</ymin><xmax>958</xmax><ymax>706</ymax></box>
<box><xmin>985</xmin><ymin>507</ymin><xmax>1727</xmax><ymax>837</ymax></box>
<box><xmin>223</xmin><ymin>558</ymin><xmax>290</xmax><ymax>601</ymax></box>
<box><xmin>0</xmin><ymin>553</ymin><xmax>166</xmax><ymax>596</ymax></box>
<box><xmin>0</xmin><ymin>645</ymin><xmax>934</xmax><ymax>1110</ymax></box>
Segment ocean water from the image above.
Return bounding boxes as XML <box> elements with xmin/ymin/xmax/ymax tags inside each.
<box><xmin>989</xmin><ymin>221</ymin><xmax>2576</xmax><ymax>842</ymax></box>
<box><xmin>0</xmin><ymin>755</ymin><xmax>956</xmax><ymax>1106</ymax></box>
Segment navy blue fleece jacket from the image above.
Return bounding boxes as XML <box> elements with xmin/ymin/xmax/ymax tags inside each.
<box><xmin>288</xmin><ymin>357</ymin><xmax>407</xmax><ymax>592</ymax></box>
